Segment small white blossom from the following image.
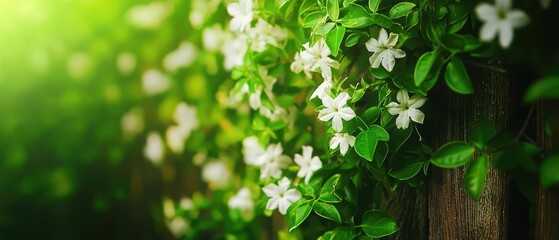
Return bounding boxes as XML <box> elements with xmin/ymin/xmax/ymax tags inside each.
<box><xmin>228</xmin><ymin>187</ymin><xmax>255</xmax><ymax>220</ymax></box>
<box><xmin>293</xmin><ymin>39</ymin><xmax>340</xmax><ymax>82</ymax></box>
<box><xmin>259</xmin><ymin>144</ymin><xmax>292</xmax><ymax>180</ymax></box>
<box><xmin>163</xmin><ymin>42</ymin><xmax>198</xmax><ymax>72</ymax></box>
<box><xmin>120</xmin><ymin>107</ymin><xmax>144</xmax><ymax>138</ymax></box>
<box><xmin>202</xmin><ymin>24</ymin><xmax>225</xmax><ymax>52</ymax></box>
<box><xmin>142</xmin><ymin>69</ymin><xmax>170</xmax><ymax>96</ymax></box>
<box><xmin>127</xmin><ymin>2</ymin><xmax>169</xmax><ymax>29</ymax></box>
<box><xmin>475</xmin><ymin>0</ymin><xmax>529</xmax><ymax>48</ymax></box>
<box><xmin>116</xmin><ymin>52</ymin><xmax>136</xmax><ymax>75</ymax></box>
<box><xmin>242</xmin><ymin>136</ymin><xmax>268</xmax><ymax>166</ymax></box>
<box><xmin>227</xmin><ymin>0</ymin><xmax>253</xmax><ymax>32</ymax></box>
<box><xmin>262</xmin><ymin>177</ymin><xmax>302</xmax><ymax>215</ymax></box>
<box><xmin>221</xmin><ymin>35</ymin><xmax>248</xmax><ymax>70</ymax></box>
<box><xmin>318</xmin><ymin>92</ymin><xmax>356</xmax><ymax>132</ymax></box>
<box><xmin>144</xmin><ymin>131</ymin><xmax>165</xmax><ymax>165</ymax></box>
<box><xmin>330</xmin><ymin>133</ymin><xmax>356</xmax><ymax>156</ymax></box>
<box><xmin>386</xmin><ymin>89</ymin><xmax>427</xmax><ymax>130</ymax></box>
<box><xmin>310</xmin><ymin>80</ymin><xmax>333</xmax><ymax>100</ymax></box>
<box><xmin>202</xmin><ymin>161</ymin><xmax>231</xmax><ymax>189</ymax></box>
<box><xmin>248</xmin><ymin>19</ymin><xmax>288</xmax><ymax>52</ymax></box>
<box><xmin>365</xmin><ymin>28</ymin><xmax>406</xmax><ymax>72</ymax></box>
<box><xmin>173</xmin><ymin>102</ymin><xmax>198</xmax><ymax>138</ymax></box>
<box><xmin>294</xmin><ymin>146</ymin><xmax>322</xmax><ymax>184</ymax></box>
<box><xmin>166</xmin><ymin>126</ymin><xmax>185</xmax><ymax>154</ymax></box>
<box><xmin>166</xmin><ymin>217</ymin><xmax>189</xmax><ymax>238</ymax></box>
<box><xmin>179</xmin><ymin>197</ymin><xmax>194</xmax><ymax>210</ymax></box>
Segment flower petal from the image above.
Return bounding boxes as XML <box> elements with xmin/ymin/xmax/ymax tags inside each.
<box><xmin>386</xmin><ymin>102</ymin><xmax>402</xmax><ymax>115</ymax></box>
<box><xmin>408</xmin><ymin>108</ymin><xmax>425</xmax><ymax>124</ymax></box>
<box><xmin>332</xmin><ymin>115</ymin><xmax>343</xmax><ymax>132</ymax></box>
<box><xmin>390</xmin><ymin>49</ymin><xmax>406</xmax><ymax>59</ymax></box>
<box><xmin>318</xmin><ymin>108</ymin><xmax>336</xmax><ymax>122</ymax></box>
<box><xmin>338</xmin><ymin>107</ymin><xmax>356</xmax><ymax>121</ymax></box>
<box><xmin>498</xmin><ymin>22</ymin><xmax>513</xmax><ymax>48</ymax></box>
<box><xmin>386</xmin><ymin>33</ymin><xmax>399</xmax><ymax>47</ymax></box>
<box><xmin>396</xmin><ymin>89</ymin><xmax>409</xmax><ymax>105</ymax></box>
<box><xmin>408</xmin><ymin>94</ymin><xmax>427</xmax><ymax>108</ymax></box>
<box><xmin>507</xmin><ymin>10</ymin><xmax>529</xmax><ymax>27</ymax></box>
<box><xmin>329</xmin><ymin>135</ymin><xmax>341</xmax><ymax>149</ymax></box>
<box><xmin>339</xmin><ymin>140</ymin><xmax>349</xmax><ymax>155</ymax></box>
<box><xmin>381</xmin><ymin>51</ymin><xmax>396</xmax><ymax>72</ymax></box>
<box><xmin>262</xmin><ymin>184</ymin><xmax>279</xmax><ymax>197</ymax></box>
<box><xmin>480</xmin><ymin>22</ymin><xmax>499</xmax><ymax>42</ymax></box>
<box><xmin>266</xmin><ymin>197</ymin><xmax>279</xmax><ymax>211</ymax></box>
<box><xmin>369</xmin><ymin>51</ymin><xmax>383</xmax><ymax>69</ymax></box>
<box><xmin>378</xmin><ymin>28</ymin><xmax>388</xmax><ymax>43</ymax></box>
<box><xmin>365</xmin><ymin>37</ymin><xmax>381</xmax><ymax>52</ymax></box>
<box><xmin>475</xmin><ymin>4</ymin><xmax>498</xmax><ymax>22</ymax></box>
<box><xmin>334</xmin><ymin>92</ymin><xmax>350</xmax><ymax>108</ymax></box>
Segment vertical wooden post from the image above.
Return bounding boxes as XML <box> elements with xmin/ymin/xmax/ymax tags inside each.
<box><xmin>427</xmin><ymin>58</ymin><xmax>514</xmax><ymax>240</ymax></box>
<box><xmin>536</xmin><ymin>101</ymin><xmax>559</xmax><ymax>240</ymax></box>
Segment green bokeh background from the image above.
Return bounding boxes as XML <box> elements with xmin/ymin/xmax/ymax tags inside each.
<box><xmin>0</xmin><ymin>0</ymin><xmax>222</xmax><ymax>238</ymax></box>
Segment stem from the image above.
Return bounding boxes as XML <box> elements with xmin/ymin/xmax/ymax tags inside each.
<box><xmin>487</xmin><ymin>104</ymin><xmax>535</xmax><ymax>153</ymax></box>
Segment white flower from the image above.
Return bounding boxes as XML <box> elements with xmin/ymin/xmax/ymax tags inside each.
<box><xmin>163</xmin><ymin>42</ymin><xmax>198</xmax><ymax>72</ymax></box>
<box><xmin>330</xmin><ymin>133</ymin><xmax>356</xmax><ymax>156</ymax></box>
<box><xmin>294</xmin><ymin>146</ymin><xmax>322</xmax><ymax>184</ymax></box>
<box><xmin>127</xmin><ymin>2</ymin><xmax>169</xmax><ymax>29</ymax></box>
<box><xmin>120</xmin><ymin>107</ymin><xmax>144</xmax><ymax>138</ymax></box>
<box><xmin>259</xmin><ymin>143</ymin><xmax>292</xmax><ymax>180</ymax></box>
<box><xmin>262</xmin><ymin>177</ymin><xmax>302</xmax><ymax>215</ymax></box>
<box><xmin>166</xmin><ymin>126</ymin><xmax>185</xmax><ymax>154</ymax></box>
<box><xmin>116</xmin><ymin>52</ymin><xmax>136</xmax><ymax>75</ymax></box>
<box><xmin>202</xmin><ymin>24</ymin><xmax>225</xmax><ymax>52</ymax></box>
<box><xmin>67</xmin><ymin>52</ymin><xmax>92</xmax><ymax>80</ymax></box>
<box><xmin>202</xmin><ymin>161</ymin><xmax>231</xmax><ymax>189</ymax></box>
<box><xmin>144</xmin><ymin>131</ymin><xmax>165</xmax><ymax>165</ymax></box>
<box><xmin>242</xmin><ymin>136</ymin><xmax>268</xmax><ymax>166</ymax></box>
<box><xmin>365</xmin><ymin>28</ymin><xmax>406</xmax><ymax>72</ymax></box>
<box><xmin>166</xmin><ymin>217</ymin><xmax>189</xmax><ymax>238</ymax></box>
<box><xmin>221</xmin><ymin>35</ymin><xmax>248</xmax><ymax>70</ymax></box>
<box><xmin>179</xmin><ymin>197</ymin><xmax>194</xmax><ymax>210</ymax></box>
<box><xmin>227</xmin><ymin>0</ymin><xmax>253</xmax><ymax>32</ymax></box>
<box><xmin>301</xmin><ymin>38</ymin><xmax>340</xmax><ymax>81</ymax></box>
<box><xmin>248</xmin><ymin>19</ymin><xmax>288</xmax><ymax>52</ymax></box>
<box><xmin>310</xmin><ymin>80</ymin><xmax>333</xmax><ymax>100</ymax></box>
<box><xmin>173</xmin><ymin>102</ymin><xmax>198</xmax><ymax>138</ymax></box>
<box><xmin>386</xmin><ymin>89</ymin><xmax>427</xmax><ymax>130</ymax></box>
<box><xmin>142</xmin><ymin>69</ymin><xmax>170</xmax><ymax>96</ymax></box>
<box><xmin>228</xmin><ymin>187</ymin><xmax>255</xmax><ymax>220</ymax></box>
<box><xmin>318</xmin><ymin>92</ymin><xmax>356</xmax><ymax>132</ymax></box>
<box><xmin>475</xmin><ymin>0</ymin><xmax>529</xmax><ymax>48</ymax></box>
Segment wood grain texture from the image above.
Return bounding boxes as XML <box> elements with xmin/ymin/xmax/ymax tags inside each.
<box><xmin>427</xmin><ymin>58</ymin><xmax>514</xmax><ymax>240</ymax></box>
<box><xmin>536</xmin><ymin>101</ymin><xmax>559</xmax><ymax>240</ymax></box>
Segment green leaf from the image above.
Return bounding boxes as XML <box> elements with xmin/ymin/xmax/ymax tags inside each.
<box><xmin>389</xmin><ymin>162</ymin><xmax>424</xmax><ymax>180</ymax></box>
<box><xmin>352</xmin><ymin>88</ymin><xmax>366</xmax><ymax>103</ymax></box>
<box><xmin>540</xmin><ymin>155</ymin><xmax>559</xmax><ymax>188</ymax></box>
<box><xmin>464</xmin><ymin>154</ymin><xmax>489</xmax><ymax>200</ymax></box>
<box><xmin>370</xmin><ymin>66</ymin><xmax>392</xmax><ymax>79</ymax></box>
<box><xmin>444</xmin><ymin>57</ymin><xmax>474</xmax><ymax>94</ymax></box>
<box><xmin>470</xmin><ymin>120</ymin><xmax>495</xmax><ymax>150</ymax></box>
<box><xmin>320</xmin><ymin>174</ymin><xmax>342</xmax><ymax>203</ymax></box>
<box><xmin>315</xmin><ymin>22</ymin><xmax>336</xmax><ymax>35</ymax></box>
<box><xmin>326</xmin><ymin>25</ymin><xmax>346</xmax><ymax>56</ymax></box>
<box><xmin>322</xmin><ymin>227</ymin><xmax>358</xmax><ymax>240</ymax></box>
<box><xmin>370</xmin><ymin>13</ymin><xmax>393</xmax><ymax>29</ymax></box>
<box><xmin>430</xmin><ymin>141</ymin><xmax>475</xmax><ymax>168</ymax></box>
<box><xmin>462</xmin><ymin>35</ymin><xmax>482</xmax><ymax>52</ymax></box>
<box><xmin>326</xmin><ymin>0</ymin><xmax>340</xmax><ymax>21</ymax></box>
<box><xmin>524</xmin><ymin>76</ymin><xmax>559</xmax><ymax>102</ymax></box>
<box><xmin>343</xmin><ymin>0</ymin><xmax>357</xmax><ymax>7</ymax></box>
<box><xmin>303</xmin><ymin>12</ymin><xmax>326</xmax><ymax>28</ymax></box>
<box><xmin>493</xmin><ymin>142</ymin><xmax>539</xmax><ymax>171</ymax></box>
<box><xmin>313</xmin><ymin>202</ymin><xmax>341</xmax><ymax>223</ymax></box>
<box><xmin>368</xmin><ymin>0</ymin><xmax>381</xmax><ymax>12</ymax></box>
<box><xmin>414</xmin><ymin>51</ymin><xmax>439</xmax><ymax>86</ymax></box>
<box><xmin>389</xmin><ymin>2</ymin><xmax>416</xmax><ymax>19</ymax></box>
<box><xmin>361</xmin><ymin>210</ymin><xmax>399</xmax><ymax>238</ymax></box>
<box><xmin>355</xmin><ymin>125</ymin><xmax>389</xmax><ymax>161</ymax></box>
<box><xmin>339</xmin><ymin>4</ymin><xmax>374</xmax><ymax>28</ymax></box>
<box><xmin>345</xmin><ymin>32</ymin><xmax>363</xmax><ymax>47</ymax></box>
<box><xmin>374</xmin><ymin>142</ymin><xmax>389</xmax><ymax>167</ymax></box>
<box><xmin>363</xmin><ymin>107</ymin><xmax>381</xmax><ymax>124</ymax></box>
<box><xmin>287</xmin><ymin>200</ymin><xmax>313</xmax><ymax>232</ymax></box>
<box><xmin>440</xmin><ymin>34</ymin><xmax>466</xmax><ymax>52</ymax></box>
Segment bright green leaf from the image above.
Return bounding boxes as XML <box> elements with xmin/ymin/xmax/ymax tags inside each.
<box><xmin>361</xmin><ymin>210</ymin><xmax>399</xmax><ymax>238</ymax></box>
<box><xmin>326</xmin><ymin>25</ymin><xmax>346</xmax><ymax>56</ymax></box>
<box><xmin>414</xmin><ymin>51</ymin><xmax>439</xmax><ymax>86</ymax></box>
<box><xmin>430</xmin><ymin>141</ymin><xmax>475</xmax><ymax>168</ymax></box>
<box><xmin>339</xmin><ymin>4</ymin><xmax>374</xmax><ymax>28</ymax></box>
<box><xmin>464</xmin><ymin>154</ymin><xmax>489</xmax><ymax>200</ymax></box>
<box><xmin>287</xmin><ymin>200</ymin><xmax>313</xmax><ymax>232</ymax></box>
<box><xmin>320</xmin><ymin>174</ymin><xmax>342</xmax><ymax>203</ymax></box>
<box><xmin>345</xmin><ymin>32</ymin><xmax>363</xmax><ymax>47</ymax></box>
<box><xmin>303</xmin><ymin>12</ymin><xmax>326</xmax><ymax>28</ymax></box>
<box><xmin>355</xmin><ymin>125</ymin><xmax>389</xmax><ymax>161</ymax></box>
<box><xmin>444</xmin><ymin>57</ymin><xmax>474</xmax><ymax>94</ymax></box>
<box><xmin>470</xmin><ymin>119</ymin><xmax>495</xmax><ymax>150</ymax></box>
<box><xmin>326</xmin><ymin>0</ymin><xmax>340</xmax><ymax>21</ymax></box>
<box><xmin>368</xmin><ymin>0</ymin><xmax>381</xmax><ymax>12</ymax></box>
<box><xmin>389</xmin><ymin>162</ymin><xmax>424</xmax><ymax>180</ymax></box>
<box><xmin>389</xmin><ymin>2</ymin><xmax>416</xmax><ymax>19</ymax></box>
<box><xmin>313</xmin><ymin>202</ymin><xmax>341</xmax><ymax>223</ymax></box>
<box><xmin>370</xmin><ymin>13</ymin><xmax>393</xmax><ymax>29</ymax></box>
<box><xmin>315</xmin><ymin>22</ymin><xmax>336</xmax><ymax>35</ymax></box>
